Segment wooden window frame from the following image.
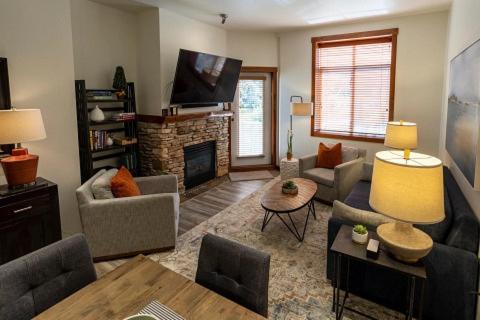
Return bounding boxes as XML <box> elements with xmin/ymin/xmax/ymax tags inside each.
<box><xmin>310</xmin><ymin>28</ymin><xmax>398</xmax><ymax>143</ymax></box>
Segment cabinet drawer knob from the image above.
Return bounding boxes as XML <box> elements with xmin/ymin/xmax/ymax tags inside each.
<box><xmin>13</xmin><ymin>206</ymin><xmax>33</xmax><ymax>214</ymax></box>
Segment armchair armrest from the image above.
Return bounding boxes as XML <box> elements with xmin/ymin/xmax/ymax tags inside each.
<box><xmin>135</xmin><ymin>175</ymin><xmax>178</xmax><ymax>194</ymax></box>
<box><xmin>334</xmin><ymin>157</ymin><xmax>365</xmax><ymax>201</ymax></box>
<box><xmin>78</xmin><ymin>193</ymin><xmax>180</xmax><ymax>257</ymax></box>
<box><xmin>299</xmin><ymin>153</ymin><xmax>317</xmax><ymax>173</ymax></box>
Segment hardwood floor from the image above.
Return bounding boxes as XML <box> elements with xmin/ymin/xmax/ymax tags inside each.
<box><xmin>178</xmin><ymin>172</ymin><xmax>278</xmax><ymax>235</ymax></box>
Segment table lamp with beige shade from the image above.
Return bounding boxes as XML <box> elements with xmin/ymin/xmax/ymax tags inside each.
<box><xmin>0</xmin><ymin>108</ymin><xmax>46</xmax><ymax>189</ymax></box>
<box><xmin>369</xmin><ymin>120</ymin><xmax>444</xmax><ymax>263</ymax></box>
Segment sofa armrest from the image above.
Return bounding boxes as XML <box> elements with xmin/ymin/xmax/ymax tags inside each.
<box><xmin>334</xmin><ymin>158</ymin><xmax>365</xmax><ymax>201</ymax></box>
<box><xmin>332</xmin><ymin>200</ymin><xmax>394</xmax><ymax>228</ymax></box>
<box><xmin>299</xmin><ymin>153</ymin><xmax>317</xmax><ymax>173</ymax></box>
<box><xmin>135</xmin><ymin>175</ymin><xmax>178</xmax><ymax>194</ymax></box>
<box><xmin>422</xmin><ymin>242</ymin><xmax>479</xmax><ymax>320</ymax></box>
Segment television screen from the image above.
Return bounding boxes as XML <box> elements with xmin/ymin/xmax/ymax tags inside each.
<box><xmin>170</xmin><ymin>49</ymin><xmax>242</xmax><ymax>106</ymax></box>
<box><xmin>0</xmin><ymin>58</ymin><xmax>11</xmax><ymax>109</ymax></box>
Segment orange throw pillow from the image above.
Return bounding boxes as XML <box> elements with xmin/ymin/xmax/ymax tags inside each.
<box><xmin>316</xmin><ymin>143</ymin><xmax>343</xmax><ymax>169</ymax></box>
<box><xmin>111</xmin><ymin>166</ymin><xmax>141</xmax><ymax>198</ymax></box>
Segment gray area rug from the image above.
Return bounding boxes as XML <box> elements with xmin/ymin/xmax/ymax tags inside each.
<box><xmin>158</xmin><ymin>177</ymin><xmax>402</xmax><ymax>319</ymax></box>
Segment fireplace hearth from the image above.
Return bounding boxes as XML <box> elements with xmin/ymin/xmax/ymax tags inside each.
<box><xmin>184</xmin><ymin>141</ymin><xmax>216</xmax><ymax>189</ymax></box>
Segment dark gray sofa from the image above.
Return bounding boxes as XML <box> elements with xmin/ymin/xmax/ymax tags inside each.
<box><xmin>327</xmin><ymin>166</ymin><xmax>479</xmax><ymax>320</ymax></box>
<box><xmin>0</xmin><ymin>234</ymin><xmax>97</xmax><ymax>320</ymax></box>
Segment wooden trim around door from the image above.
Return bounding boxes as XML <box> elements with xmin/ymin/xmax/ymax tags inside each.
<box><xmin>229</xmin><ymin>66</ymin><xmax>278</xmax><ymax>172</ymax></box>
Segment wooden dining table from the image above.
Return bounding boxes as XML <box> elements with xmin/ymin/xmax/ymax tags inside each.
<box><xmin>34</xmin><ymin>255</ymin><xmax>266</xmax><ymax>320</ymax></box>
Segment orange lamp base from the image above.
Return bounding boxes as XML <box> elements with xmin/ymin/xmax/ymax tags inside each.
<box><xmin>0</xmin><ymin>148</ymin><xmax>39</xmax><ymax>188</ymax></box>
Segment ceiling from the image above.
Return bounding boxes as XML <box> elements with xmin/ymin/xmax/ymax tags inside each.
<box><xmin>93</xmin><ymin>0</ymin><xmax>452</xmax><ymax>31</ymax></box>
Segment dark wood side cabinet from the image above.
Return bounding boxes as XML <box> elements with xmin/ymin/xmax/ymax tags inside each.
<box><xmin>0</xmin><ymin>178</ymin><xmax>61</xmax><ymax>265</ymax></box>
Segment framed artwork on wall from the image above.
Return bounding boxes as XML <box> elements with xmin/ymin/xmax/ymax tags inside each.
<box><xmin>0</xmin><ymin>57</ymin><xmax>13</xmax><ymax>158</ymax></box>
<box><xmin>446</xmin><ymin>38</ymin><xmax>480</xmax><ymax>190</ymax></box>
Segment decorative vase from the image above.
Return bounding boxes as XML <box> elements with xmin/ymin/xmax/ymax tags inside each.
<box><xmin>287</xmin><ymin>152</ymin><xmax>293</xmax><ymax>160</ymax></box>
<box><xmin>106</xmin><ymin>136</ymin><xmax>114</xmax><ymax>146</ymax></box>
<box><xmin>90</xmin><ymin>105</ymin><xmax>105</xmax><ymax>122</ymax></box>
<box><xmin>352</xmin><ymin>229</ymin><xmax>369</xmax><ymax>244</ymax></box>
<box><xmin>282</xmin><ymin>186</ymin><xmax>298</xmax><ymax>195</ymax></box>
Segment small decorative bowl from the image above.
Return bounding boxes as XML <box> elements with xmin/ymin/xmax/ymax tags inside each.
<box><xmin>282</xmin><ymin>186</ymin><xmax>298</xmax><ymax>195</ymax></box>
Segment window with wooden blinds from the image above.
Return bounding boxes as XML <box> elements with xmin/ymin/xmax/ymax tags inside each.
<box><xmin>311</xmin><ymin>28</ymin><xmax>398</xmax><ymax>142</ymax></box>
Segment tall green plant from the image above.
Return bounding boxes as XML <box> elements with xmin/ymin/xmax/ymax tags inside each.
<box><xmin>287</xmin><ymin>130</ymin><xmax>293</xmax><ymax>154</ymax></box>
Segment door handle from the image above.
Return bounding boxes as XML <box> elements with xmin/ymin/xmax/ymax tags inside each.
<box><xmin>13</xmin><ymin>206</ymin><xmax>33</xmax><ymax>214</ymax></box>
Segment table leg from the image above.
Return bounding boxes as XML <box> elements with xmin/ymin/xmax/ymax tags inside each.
<box><xmin>419</xmin><ymin>279</ymin><xmax>425</xmax><ymax>320</ymax></box>
<box><xmin>309</xmin><ymin>200</ymin><xmax>317</xmax><ymax>220</ymax></box>
<box><xmin>336</xmin><ymin>253</ymin><xmax>342</xmax><ymax>320</ymax></box>
<box><xmin>406</xmin><ymin>276</ymin><xmax>415</xmax><ymax>320</ymax></box>
<box><xmin>261</xmin><ymin>210</ymin><xmax>274</xmax><ymax>231</ymax></box>
<box><xmin>332</xmin><ymin>253</ymin><xmax>337</xmax><ymax>313</ymax></box>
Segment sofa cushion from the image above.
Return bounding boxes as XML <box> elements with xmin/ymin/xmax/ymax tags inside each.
<box><xmin>344</xmin><ymin>180</ymin><xmax>373</xmax><ymax>211</ymax></box>
<box><xmin>303</xmin><ymin>167</ymin><xmax>334</xmax><ymax>187</ymax></box>
<box><xmin>91</xmin><ymin>168</ymin><xmax>118</xmax><ymax>200</ymax></box>
<box><xmin>316</xmin><ymin>143</ymin><xmax>342</xmax><ymax>169</ymax></box>
<box><xmin>111</xmin><ymin>166</ymin><xmax>141</xmax><ymax>198</ymax></box>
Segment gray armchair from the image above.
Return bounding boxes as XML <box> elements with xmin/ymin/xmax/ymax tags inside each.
<box><xmin>299</xmin><ymin>144</ymin><xmax>366</xmax><ymax>202</ymax></box>
<box><xmin>76</xmin><ymin>170</ymin><xmax>180</xmax><ymax>261</ymax></box>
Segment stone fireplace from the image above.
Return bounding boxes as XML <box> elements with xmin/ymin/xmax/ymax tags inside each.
<box><xmin>137</xmin><ymin>111</ymin><xmax>231</xmax><ymax>193</ymax></box>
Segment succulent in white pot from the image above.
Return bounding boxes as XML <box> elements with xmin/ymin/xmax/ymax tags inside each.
<box><xmin>352</xmin><ymin>224</ymin><xmax>368</xmax><ymax>244</ymax></box>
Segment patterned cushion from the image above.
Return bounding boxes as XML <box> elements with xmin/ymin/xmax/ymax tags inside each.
<box><xmin>91</xmin><ymin>168</ymin><xmax>118</xmax><ymax>199</ymax></box>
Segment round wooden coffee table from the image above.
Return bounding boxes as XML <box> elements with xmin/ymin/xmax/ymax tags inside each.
<box><xmin>260</xmin><ymin>178</ymin><xmax>317</xmax><ymax>241</ymax></box>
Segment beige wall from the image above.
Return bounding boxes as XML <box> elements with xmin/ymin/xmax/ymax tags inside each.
<box><xmin>439</xmin><ymin>0</ymin><xmax>480</xmax><ymax>219</ymax></box>
<box><xmin>70</xmin><ymin>0</ymin><xmax>138</xmax><ymax>89</ymax></box>
<box><xmin>226</xmin><ymin>31</ymin><xmax>279</xmax><ymax>67</ymax></box>
<box><xmin>136</xmin><ymin>8</ymin><xmax>162</xmax><ymax>114</ymax></box>
<box><xmin>0</xmin><ymin>0</ymin><xmax>82</xmax><ymax>235</ymax></box>
<box><xmin>278</xmin><ymin>11</ymin><xmax>449</xmax><ymax>163</ymax></box>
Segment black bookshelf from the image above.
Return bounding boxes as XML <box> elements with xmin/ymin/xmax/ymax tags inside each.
<box><xmin>75</xmin><ymin>80</ymin><xmax>139</xmax><ymax>183</ymax></box>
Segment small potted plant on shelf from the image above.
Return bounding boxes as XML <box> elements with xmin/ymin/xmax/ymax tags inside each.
<box><xmin>352</xmin><ymin>224</ymin><xmax>368</xmax><ymax>244</ymax></box>
<box><xmin>282</xmin><ymin>180</ymin><xmax>298</xmax><ymax>195</ymax></box>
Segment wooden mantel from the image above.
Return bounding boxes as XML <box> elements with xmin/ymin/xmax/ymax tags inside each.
<box><xmin>137</xmin><ymin>110</ymin><xmax>233</xmax><ymax>124</ymax></box>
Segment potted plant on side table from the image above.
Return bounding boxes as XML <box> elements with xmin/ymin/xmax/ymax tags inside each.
<box><xmin>352</xmin><ymin>224</ymin><xmax>368</xmax><ymax>244</ymax></box>
<box><xmin>282</xmin><ymin>180</ymin><xmax>298</xmax><ymax>195</ymax></box>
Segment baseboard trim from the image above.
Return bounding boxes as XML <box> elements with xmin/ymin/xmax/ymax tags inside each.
<box><xmin>92</xmin><ymin>246</ymin><xmax>175</xmax><ymax>262</ymax></box>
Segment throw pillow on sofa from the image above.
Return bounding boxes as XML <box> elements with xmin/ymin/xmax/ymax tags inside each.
<box><xmin>91</xmin><ymin>168</ymin><xmax>118</xmax><ymax>199</ymax></box>
<box><xmin>111</xmin><ymin>166</ymin><xmax>141</xmax><ymax>198</ymax></box>
<box><xmin>316</xmin><ymin>142</ymin><xmax>342</xmax><ymax>169</ymax></box>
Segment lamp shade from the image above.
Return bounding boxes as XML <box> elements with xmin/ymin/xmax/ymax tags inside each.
<box><xmin>291</xmin><ymin>102</ymin><xmax>313</xmax><ymax>116</ymax></box>
<box><xmin>384</xmin><ymin>121</ymin><xmax>417</xmax><ymax>150</ymax></box>
<box><xmin>0</xmin><ymin>109</ymin><xmax>46</xmax><ymax>144</ymax></box>
<box><xmin>369</xmin><ymin>150</ymin><xmax>444</xmax><ymax>224</ymax></box>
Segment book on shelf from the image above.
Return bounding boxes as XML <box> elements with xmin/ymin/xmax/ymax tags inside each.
<box><xmin>87</xmin><ymin>90</ymin><xmax>116</xmax><ymax>100</ymax></box>
<box><xmin>111</xmin><ymin>112</ymin><xmax>136</xmax><ymax>121</ymax></box>
<box><xmin>113</xmin><ymin>137</ymin><xmax>138</xmax><ymax>146</ymax></box>
<box><xmin>89</xmin><ymin>130</ymin><xmax>114</xmax><ymax>151</ymax></box>
<box><xmin>121</xmin><ymin>153</ymin><xmax>137</xmax><ymax>171</ymax></box>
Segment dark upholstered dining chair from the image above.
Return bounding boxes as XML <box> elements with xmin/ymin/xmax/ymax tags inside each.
<box><xmin>195</xmin><ymin>233</ymin><xmax>271</xmax><ymax>317</ymax></box>
<box><xmin>0</xmin><ymin>234</ymin><xmax>97</xmax><ymax>320</ymax></box>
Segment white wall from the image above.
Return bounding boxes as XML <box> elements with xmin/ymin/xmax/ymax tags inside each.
<box><xmin>70</xmin><ymin>0</ymin><xmax>138</xmax><ymax>89</ymax></box>
<box><xmin>278</xmin><ymin>11</ymin><xmax>448</xmax><ymax>163</ymax></box>
<box><xmin>439</xmin><ymin>0</ymin><xmax>480</xmax><ymax>219</ymax></box>
<box><xmin>0</xmin><ymin>0</ymin><xmax>82</xmax><ymax>235</ymax></box>
<box><xmin>158</xmin><ymin>8</ymin><xmax>227</xmax><ymax>113</ymax></box>
<box><xmin>227</xmin><ymin>31</ymin><xmax>279</xmax><ymax>67</ymax></box>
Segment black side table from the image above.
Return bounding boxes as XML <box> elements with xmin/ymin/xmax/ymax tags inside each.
<box><xmin>331</xmin><ymin>225</ymin><xmax>426</xmax><ymax>320</ymax></box>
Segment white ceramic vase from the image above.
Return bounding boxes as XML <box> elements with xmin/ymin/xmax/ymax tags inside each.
<box><xmin>90</xmin><ymin>105</ymin><xmax>105</xmax><ymax>122</ymax></box>
<box><xmin>352</xmin><ymin>229</ymin><xmax>368</xmax><ymax>244</ymax></box>
<box><xmin>106</xmin><ymin>136</ymin><xmax>114</xmax><ymax>146</ymax></box>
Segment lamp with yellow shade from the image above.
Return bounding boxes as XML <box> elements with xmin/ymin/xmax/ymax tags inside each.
<box><xmin>0</xmin><ymin>108</ymin><xmax>46</xmax><ymax>189</ymax></box>
<box><xmin>288</xmin><ymin>96</ymin><xmax>313</xmax><ymax>159</ymax></box>
<box><xmin>384</xmin><ymin>121</ymin><xmax>417</xmax><ymax>159</ymax></box>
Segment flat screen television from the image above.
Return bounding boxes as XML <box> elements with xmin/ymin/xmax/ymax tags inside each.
<box><xmin>170</xmin><ymin>49</ymin><xmax>242</xmax><ymax>107</ymax></box>
<box><xmin>0</xmin><ymin>58</ymin><xmax>11</xmax><ymax>109</ymax></box>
